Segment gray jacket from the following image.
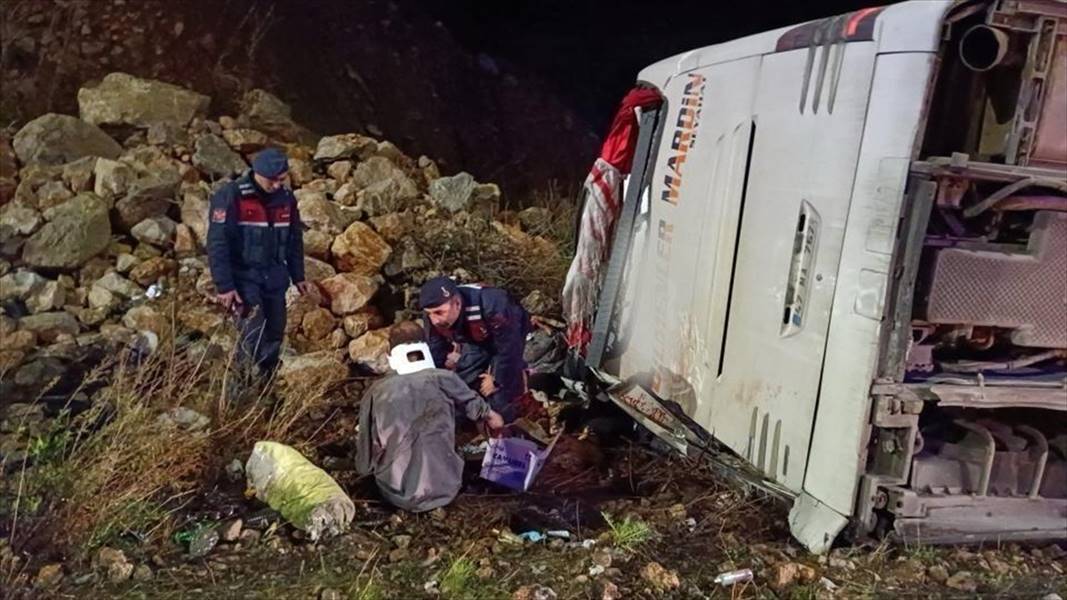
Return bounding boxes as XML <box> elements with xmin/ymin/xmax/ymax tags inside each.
<box><xmin>355</xmin><ymin>368</ymin><xmax>490</xmax><ymax>512</ymax></box>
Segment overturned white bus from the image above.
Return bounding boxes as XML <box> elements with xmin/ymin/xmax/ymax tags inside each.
<box><xmin>574</xmin><ymin>0</ymin><xmax>1067</xmax><ymax>553</ymax></box>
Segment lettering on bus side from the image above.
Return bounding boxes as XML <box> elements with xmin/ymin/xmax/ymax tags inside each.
<box><xmin>651</xmin><ymin>219</ymin><xmax>674</xmax><ymax>395</ymax></box>
<box><xmin>660</xmin><ymin>73</ymin><xmax>707</xmax><ymax>205</ymax></box>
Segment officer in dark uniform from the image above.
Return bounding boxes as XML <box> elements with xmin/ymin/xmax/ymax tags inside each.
<box><xmin>207</xmin><ymin>147</ymin><xmax>313</xmax><ymax>375</ymax></box>
<box><xmin>419</xmin><ymin>276</ymin><xmax>531</xmax><ymax>422</ymax></box>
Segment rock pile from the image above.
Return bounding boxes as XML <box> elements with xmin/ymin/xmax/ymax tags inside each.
<box><xmin>0</xmin><ymin>73</ymin><xmax>564</xmax><ymax>408</ymax></box>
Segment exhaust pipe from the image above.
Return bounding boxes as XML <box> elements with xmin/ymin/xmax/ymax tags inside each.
<box><xmin>959</xmin><ymin>25</ymin><xmax>1011</xmax><ymax>72</ymax></box>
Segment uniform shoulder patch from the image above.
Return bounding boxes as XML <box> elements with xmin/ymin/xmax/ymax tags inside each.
<box><xmin>211</xmin><ymin>207</ymin><xmax>228</xmax><ymax>223</ymax></box>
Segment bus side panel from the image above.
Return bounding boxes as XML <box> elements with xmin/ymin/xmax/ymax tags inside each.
<box><xmin>709</xmin><ymin>42</ymin><xmax>878</xmax><ymax>491</ymax></box>
<box><xmin>803</xmin><ymin>52</ymin><xmax>937</xmax><ymax>517</ymax></box>
<box><xmin>617</xmin><ymin>58</ymin><xmax>762</xmax><ymax>411</ymax></box>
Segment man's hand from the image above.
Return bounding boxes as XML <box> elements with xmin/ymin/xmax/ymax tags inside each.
<box><xmin>216</xmin><ymin>290</ymin><xmax>243</xmax><ymax>311</ymax></box>
<box><xmin>445</xmin><ymin>343</ymin><xmax>461</xmax><ymax>370</ymax></box>
<box><xmin>478</xmin><ymin>372</ymin><xmax>498</xmax><ymax>397</ymax></box>
<box><xmin>295</xmin><ymin>281</ymin><xmax>316</xmax><ymax>296</ymax></box>
<box><xmin>485</xmin><ymin>410</ymin><xmax>505</xmax><ymax>431</ymax></box>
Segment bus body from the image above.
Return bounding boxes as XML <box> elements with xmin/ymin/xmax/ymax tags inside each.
<box><xmin>595</xmin><ymin>0</ymin><xmax>1066</xmax><ymax>552</ymax></box>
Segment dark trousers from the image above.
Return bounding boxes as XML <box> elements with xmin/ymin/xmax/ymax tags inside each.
<box><xmin>453</xmin><ymin>344</ymin><xmax>520</xmax><ymax>422</ymax></box>
<box><xmin>235</xmin><ymin>282</ymin><xmax>287</xmax><ymax>375</ymax></box>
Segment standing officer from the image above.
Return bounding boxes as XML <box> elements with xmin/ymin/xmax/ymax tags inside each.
<box><xmin>207</xmin><ymin>147</ymin><xmax>313</xmax><ymax>375</ymax></box>
<box><xmin>420</xmin><ymin>276</ymin><xmax>531</xmax><ymax>422</ymax></box>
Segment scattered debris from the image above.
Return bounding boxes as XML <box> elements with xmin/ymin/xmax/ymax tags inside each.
<box><xmin>132</xmin><ymin>564</ymin><xmax>154</xmax><ymax>582</ymax></box>
<box><xmin>94</xmin><ymin>547</ymin><xmax>133</xmax><ymax>583</ymax></box>
<box><xmin>713</xmin><ymin>568</ymin><xmax>753</xmax><ymax>587</ymax></box>
<box><xmin>225</xmin><ymin>459</ymin><xmax>244</xmax><ymax>482</ymax></box>
<box><xmin>513</xmin><ymin>584</ymin><xmax>558</xmax><ymax>600</ymax></box>
<box><xmin>599</xmin><ymin>581</ymin><xmax>622</xmax><ymax>600</ymax></box>
<box><xmin>189</xmin><ymin>526</ymin><xmax>220</xmax><ymax>558</ymax></box>
<box><xmin>156</xmin><ymin>407</ymin><xmax>209</xmax><ymax>431</ymax></box>
<box><xmin>773</xmin><ymin>562</ymin><xmax>818</xmax><ymax>590</ymax></box>
<box><xmin>927</xmin><ymin>564</ymin><xmax>950</xmax><ymax>583</ymax></box>
<box><xmin>219</xmin><ymin>518</ymin><xmax>243</xmax><ymax>543</ymax></box>
<box><xmin>640</xmin><ymin>561</ymin><xmax>680</xmax><ymax>591</ymax></box>
<box><xmin>945</xmin><ymin>571</ymin><xmax>978</xmax><ymax>593</ymax></box>
<box><xmin>34</xmin><ymin>564</ymin><xmax>63</xmax><ymax>588</ymax></box>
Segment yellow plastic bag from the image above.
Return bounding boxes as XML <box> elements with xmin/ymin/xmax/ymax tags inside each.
<box><xmin>245</xmin><ymin>441</ymin><xmax>355</xmax><ymax>540</ymax></box>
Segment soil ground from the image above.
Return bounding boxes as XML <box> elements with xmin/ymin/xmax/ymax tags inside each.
<box><xmin>22</xmin><ymin>424</ymin><xmax>1067</xmax><ymax>599</ymax></box>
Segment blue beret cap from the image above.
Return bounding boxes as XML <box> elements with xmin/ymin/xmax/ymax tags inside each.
<box><xmin>419</xmin><ymin>276</ymin><xmax>459</xmax><ymax>309</ymax></box>
<box><xmin>252</xmin><ymin>147</ymin><xmax>289</xmax><ymax>178</ymax></box>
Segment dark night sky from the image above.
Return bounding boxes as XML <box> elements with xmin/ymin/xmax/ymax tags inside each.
<box><xmin>415</xmin><ymin>0</ymin><xmax>887</xmax><ymax>134</ymax></box>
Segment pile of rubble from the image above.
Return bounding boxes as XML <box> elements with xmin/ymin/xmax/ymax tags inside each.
<box><xmin>0</xmin><ymin>72</ymin><xmax>564</xmax><ymax>404</ymax></box>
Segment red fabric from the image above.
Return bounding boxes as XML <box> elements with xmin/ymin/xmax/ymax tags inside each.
<box><xmin>598</xmin><ymin>87</ymin><xmax>663</xmax><ymax>173</ymax></box>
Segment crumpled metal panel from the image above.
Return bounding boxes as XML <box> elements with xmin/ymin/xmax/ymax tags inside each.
<box><xmin>788</xmin><ymin>492</ymin><xmax>849</xmax><ymax>555</ymax></box>
<box><xmin>926</xmin><ymin>211</ymin><xmax>1067</xmax><ymax>348</ymax></box>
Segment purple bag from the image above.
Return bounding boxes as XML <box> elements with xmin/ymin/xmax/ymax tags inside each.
<box><xmin>479</xmin><ymin>433</ymin><xmax>560</xmax><ymax>492</ymax></box>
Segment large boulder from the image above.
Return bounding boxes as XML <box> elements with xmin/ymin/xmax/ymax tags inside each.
<box><xmin>350</xmin><ymin>157</ymin><xmax>419</xmax><ymax>217</ymax></box>
<box><xmin>0</xmin><ymin>270</ymin><xmax>46</xmax><ymax>301</ymax></box>
<box><xmin>93</xmin><ymin>158</ymin><xmax>135</xmax><ymax>200</ymax></box>
<box><xmin>429</xmin><ymin>172</ymin><xmax>499</xmax><ymax>214</ymax></box>
<box><xmin>192</xmin><ymin>134</ymin><xmax>246</xmax><ymax>180</ymax></box>
<box><xmin>22</xmin><ymin>194</ymin><xmax>110</xmax><ymax>269</ymax></box>
<box><xmin>34</xmin><ymin>181</ymin><xmax>74</xmax><ymax>211</ymax></box>
<box><xmin>87</xmin><ymin>286</ymin><xmax>121</xmax><ymax>311</ymax></box>
<box><xmin>369</xmin><ymin>212</ymin><xmax>413</xmax><ymax>243</ymax></box>
<box><xmin>13</xmin><ymin>114</ymin><xmax>123</xmax><ymax>166</ymax></box>
<box><xmin>1</xmin><ymin>329</ymin><xmax>36</xmax><ymax>353</ymax></box>
<box><xmin>131</xmin><ymin>216</ymin><xmax>177</xmax><ymax>247</ymax></box>
<box><xmin>347</xmin><ymin>328</ymin><xmax>391</xmax><ymax>374</ymax></box>
<box><xmin>331</xmin><ymin>222</ymin><xmax>391</xmax><ymax>275</ymax></box>
<box><xmin>93</xmin><ymin>271</ymin><xmax>145</xmax><ymax>300</ymax></box>
<box><xmin>0</xmin><ymin>271</ymin><xmax>65</xmax><ymax>313</ymax></box>
<box><xmin>277</xmin><ymin>351</ymin><xmax>348</xmax><ymax>393</ymax></box>
<box><xmin>174</xmin><ymin>224</ymin><xmax>197</xmax><ymax>255</ymax></box>
<box><xmin>303</xmin><ymin>256</ymin><xmax>336</xmax><ymax>283</ymax></box>
<box><xmin>295</xmin><ymin>190</ymin><xmax>354</xmax><ymax>235</ymax></box>
<box><xmin>180</xmin><ymin>188</ymin><xmax>210</xmax><ymax>244</ymax></box>
<box><xmin>319</xmin><ymin>273</ymin><xmax>378</xmax><ymax>316</ymax></box>
<box><xmin>129</xmin><ymin>256</ymin><xmax>175</xmax><ymax>286</ymax></box>
<box><xmin>288</xmin><ymin>158</ymin><xmax>314</xmax><ymax>186</ymax></box>
<box><xmin>0</xmin><ymin>202</ymin><xmax>42</xmax><ymax>235</ymax></box>
<box><xmin>115</xmin><ymin>169</ymin><xmax>181</xmax><ymax>230</ymax></box>
<box><xmin>221</xmin><ymin>128</ymin><xmax>269</xmax><ymax>153</ymax></box>
<box><xmin>25</xmin><ymin>280</ymin><xmax>66</xmax><ymax>314</ymax></box>
<box><xmin>341</xmin><ymin>310</ymin><xmax>384</xmax><ymax>340</ymax></box>
<box><xmin>122</xmin><ymin>304</ymin><xmax>167</xmax><ymax>338</ymax></box>
<box><xmin>303</xmin><ymin>229</ymin><xmax>333</xmax><ymax>260</ymax></box>
<box><xmin>60</xmin><ymin>157</ymin><xmax>97</xmax><ymax>193</ymax></box>
<box><xmin>237</xmin><ymin>89</ymin><xmax>318</xmax><ymax>146</ymax></box>
<box><xmin>301</xmin><ymin>308</ymin><xmax>337</xmax><ymax>341</ymax></box>
<box><xmin>19</xmin><ymin>311</ymin><xmax>80</xmax><ymax>342</ymax></box>
<box><xmin>313</xmin><ymin>134</ymin><xmax>377</xmax><ymax>162</ymax></box>
<box><xmin>77</xmin><ymin>73</ymin><xmax>210</xmax><ymax>128</ymax></box>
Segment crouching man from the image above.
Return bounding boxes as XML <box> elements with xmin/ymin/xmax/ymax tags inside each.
<box><xmin>420</xmin><ymin>276</ymin><xmax>532</xmax><ymax>423</ymax></box>
<box><xmin>355</xmin><ymin>321</ymin><xmax>504</xmax><ymax>512</ymax></box>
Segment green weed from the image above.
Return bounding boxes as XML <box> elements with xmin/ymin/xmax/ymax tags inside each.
<box><xmin>440</xmin><ymin>556</ymin><xmax>477</xmax><ymax>598</ymax></box>
<box><xmin>604</xmin><ymin>513</ymin><xmax>655</xmax><ymax>551</ymax></box>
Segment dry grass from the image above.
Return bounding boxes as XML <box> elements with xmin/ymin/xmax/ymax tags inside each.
<box><xmin>411</xmin><ymin>186</ymin><xmax>577</xmax><ymax>304</ymax></box>
<box><xmin>1</xmin><ymin>331</ymin><xmax>340</xmax><ymax>566</ymax></box>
